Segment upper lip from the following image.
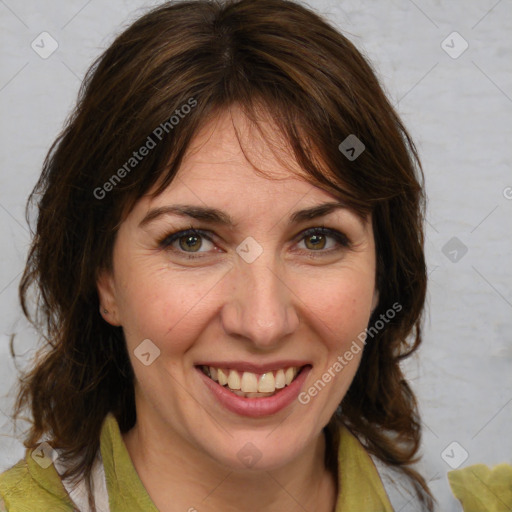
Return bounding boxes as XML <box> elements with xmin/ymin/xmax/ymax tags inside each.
<box><xmin>195</xmin><ymin>361</ymin><xmax>311</xmax><ymax>373</ymax></box>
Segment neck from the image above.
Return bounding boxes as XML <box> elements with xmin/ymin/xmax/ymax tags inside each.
<box><xmin>122</xmin><ymin>410</ymin><xmax>337</xmax><ymax>512</ymax></box>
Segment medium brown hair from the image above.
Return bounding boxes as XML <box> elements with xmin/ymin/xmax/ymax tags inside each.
<box><xmin>11</xmin><ymin>0</ymin><xmax>433</xmax><ymax>509</ymax></box>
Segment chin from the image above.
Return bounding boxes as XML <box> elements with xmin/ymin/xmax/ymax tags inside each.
<box><xmin>195</xmin><ymin>424</ymin><xmax>316</xmax><ymax>472</ymax></box>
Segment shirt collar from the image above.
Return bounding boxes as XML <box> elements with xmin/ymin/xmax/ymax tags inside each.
<box><xmin>100</xmin><ymin>413</ymin><xmax>160</xmax><ymax>511</ymax></box>
<box><xmin>335</xmin><ymin>425</ymin><xmax>393</xmax><ymax>511</ymax></box>
<box><xmin>99</xmin><ymin>412</ymin><xmax>392</xmax><ymax>511</ymax></box>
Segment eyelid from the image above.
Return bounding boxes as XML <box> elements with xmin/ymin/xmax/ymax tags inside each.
<box><xmin>294</xmin><ymin>226</ymin><xmax>350</xmax><ymax>247</ymax></box>
<box><xmin>158</xmin><ymin>227</ymin><xmax>214</xmax><ymax>249</ymax></box>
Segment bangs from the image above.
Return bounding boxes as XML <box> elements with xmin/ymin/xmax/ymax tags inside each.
<box><xmin>126</xmin><ymin>94</ymin><xmax>374</xmax><ymax>225</ymax></box>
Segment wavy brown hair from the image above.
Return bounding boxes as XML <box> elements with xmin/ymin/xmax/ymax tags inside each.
<box><xmin>10</xmin><ymin>0</ymin><xmax>433</xmax><ymax>510</ymax></box>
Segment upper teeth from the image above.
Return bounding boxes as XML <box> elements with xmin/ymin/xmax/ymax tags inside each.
<box><xmin>203</xmin><ymin>366</ymin><xmax>300</xmax><ymax>393</ymax></box>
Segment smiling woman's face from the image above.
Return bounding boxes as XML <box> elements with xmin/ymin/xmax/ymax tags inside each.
<box><xmin>98</xmin><ymin>105</ymin><xmax>378</xmax><ymax>471</ymax></box>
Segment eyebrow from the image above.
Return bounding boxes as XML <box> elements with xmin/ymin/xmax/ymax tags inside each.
<box><xmin>138</xmin><ymin>201</ymin><xmax>348</xmax><ymax>228</ymax></box>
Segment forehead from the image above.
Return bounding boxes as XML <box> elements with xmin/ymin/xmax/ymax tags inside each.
<box><xmin>184</xmin><ymin>104</ymin><xmax>294</xmax><ymax>168</ymax></box>
<box><xmin>154</xmin><ymin>105</ymin><xmax>333</xmax><ymax>205</ymax></box>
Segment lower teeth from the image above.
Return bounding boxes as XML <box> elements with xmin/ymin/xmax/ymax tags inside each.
<box><xmin>228</xmin><ymin>387</ymin><xmax>278</xmax><ymax>398</ymax></box>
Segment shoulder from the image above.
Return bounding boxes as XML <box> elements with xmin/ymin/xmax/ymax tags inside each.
<box><xmin>336</xmin><ymin>425</ymin><xmax>431</xmax><ymax>511</ymax></box>
<box><xmin>448</xmin><ymin>463</ymin><xmax>512</xmax><ymax>511</ymax></box>
<box><xmin>0</xmin><ymin>451</ymin><xmax>75</xmax><ymax>512</ymax></box>
<box><xmin>370</xmin><ymin>455</ymin><xmax>432</xmax><ymax>512</ymax></box>
<box><xmin>0</xmin><ymin>459</ymin><xmax>35</xmax><ymax>512</ymax></box>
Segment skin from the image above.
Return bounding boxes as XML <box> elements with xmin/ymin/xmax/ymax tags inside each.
<box><xmin>97</xmin><ymin>104</ymin><xmax>378</xmax><ymax>512</ymax></box>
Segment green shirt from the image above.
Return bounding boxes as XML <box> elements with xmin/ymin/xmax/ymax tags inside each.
<box><xmin>1</xmin><ymin>413</ymin><xmax>396</xmax><ymax>511</ymax></box>
<box><xmin>9</xmin><ymin>413</ymin><xmax>512</xmax><ymax>511</ymax></box>
<box><xmin>448</xmin><ymin>462</ymin><xmax>512</xmax><ymax>512</ymax></box>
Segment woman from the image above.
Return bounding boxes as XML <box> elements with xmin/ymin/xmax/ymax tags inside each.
<box><xmin>1</xmin><ymin>0</ymin><xmax>435</xmax><ymax>510</ymax></box>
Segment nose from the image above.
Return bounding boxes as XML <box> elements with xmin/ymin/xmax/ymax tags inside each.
<box><xmin>220</xmin><ymin>253</ymin><xmax>300</xmax><ymax>349</ymax></box>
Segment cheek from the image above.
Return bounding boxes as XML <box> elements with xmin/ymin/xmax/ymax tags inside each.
<box><xmin>294</xmin><ymin>267</ymin><xmax>376</xmax><ymax>347</ymax></box>
<box><xmin>115</xmin><ymin>259</ymin><xmax>227</xmax><ymax>353</ymax></box>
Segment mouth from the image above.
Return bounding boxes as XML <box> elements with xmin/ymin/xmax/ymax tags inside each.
<box><xmin>195</xmin><ymin>362</ymin><xmax>312</xmax><ymax>418</ymax></box>
<box><xmin>197</xmin><ymin>364</ymin><xmax>308</xmax><ymax>399</ymax></box>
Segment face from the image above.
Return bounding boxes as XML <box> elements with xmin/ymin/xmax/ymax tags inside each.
<box><xmin>97</xmin><ymin>105</ymin><xmax>378</xmax><ymax>471</ymax></box>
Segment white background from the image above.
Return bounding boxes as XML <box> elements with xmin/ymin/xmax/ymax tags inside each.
<box><xmin>1</xmin><ymin>1</ymin><xmax>511</xmax><ymax>510</ymax></box>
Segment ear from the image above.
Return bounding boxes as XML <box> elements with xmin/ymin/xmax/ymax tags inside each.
<box><xmin>96</xmin><ymin>269</ymin><xmax>122</xmax><ymax>326</ymax></box>
<box><xmin>371</xmin><ymin>288</ymin><xmax>379</xmax><ymax>315</ymax></box>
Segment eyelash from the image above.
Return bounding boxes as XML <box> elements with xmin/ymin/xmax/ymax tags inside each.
<box><xmin>158</xmin><ymin>226</ymin><xmax>351</xmax><ymax>260</ymax></box>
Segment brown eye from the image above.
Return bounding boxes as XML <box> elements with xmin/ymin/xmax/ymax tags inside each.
<box><xmin>160</xmin><ymin>229</ymin><xmax>215</xmax><ymax>257</ymax></box>
<box><xmin>304</xmin><ymin>233</ymin><xmax>327</xmax><ymax>250</ymax></box>
<box><xmin>178</xmin><ymin>234</ymin><xmax>203</xmax><ymax>252</ymax></box>
<box><xmin>296</xmin><ymin>227</ymin><xmax>350</xmax><ymax>256</ymax></box>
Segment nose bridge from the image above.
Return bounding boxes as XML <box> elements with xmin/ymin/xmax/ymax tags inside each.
<box><xmin>221</xmin><ymin>248</ymin><xmax>299</xmax><ymax>347</ymax></box>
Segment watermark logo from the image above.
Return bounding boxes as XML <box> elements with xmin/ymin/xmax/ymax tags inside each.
<box><xmin>134</xmin><ymin>338</ymin><xmax>161</xmax><ymax>366</ymax></box>
<box><xmin>338</xmin><ymin>134</ymin><xmax>365</xmax><ymax>161</ymax></box>
<box><xmin>441</xmin><ymin>441</ymin><xmax>469</xmax><ymax>469</ymax></box>
<box><xmin>237</xmin><ymin>442</ymin><xmax>262</xmax><ymax>468</ymax></box>
<box><xmin>236</xmin><ymin>236</ymin><xmax>263</xmax><ymax>264</ymax></box>
<box><xmin>441</xmin><ymin>31</ymin><xmax>469</xmax><ymax>59</ymax></box>
<box><xmin>31</xmin><ymin>32</ymin><xmax>58</xmax><ymax>59</ymax></box>
<box><xmin>31</xmin><ymin>441</ymin><xmax>58</xmax><ymax>468</ymax></box>
<box><xmin>93</xmin><ymin>97</ymin><xmax>198</xmax><ymax>200</ymax></box>
<box><xmin>442</xmin><ymin>236</ymin><xmax>468</xmax><ymax>263</ymax></box>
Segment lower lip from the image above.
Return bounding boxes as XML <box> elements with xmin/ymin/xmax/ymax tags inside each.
<box><xmin>196</xmin><ymin>366</ymin><xmax>311</xmax><ymax>418</ymax></box>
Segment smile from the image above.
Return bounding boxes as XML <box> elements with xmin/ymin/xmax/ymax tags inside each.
<box><xmin>196</xmin><ymin>362</ymin><xmax>312</xmax><ymax>417</ymax></box>
<box><xmin>200</xmin><ymin>365</ymin><xmax>305</xmax><ymax>398</ymax></box>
